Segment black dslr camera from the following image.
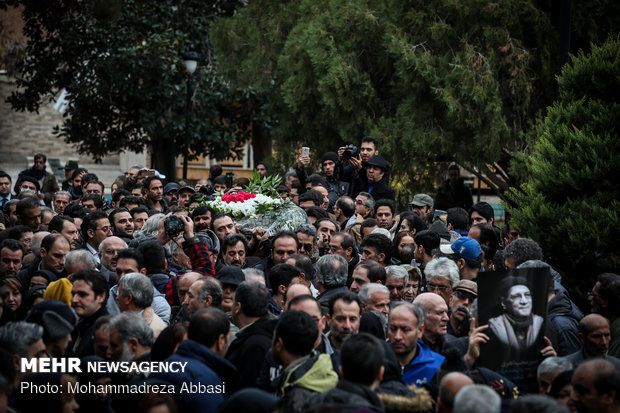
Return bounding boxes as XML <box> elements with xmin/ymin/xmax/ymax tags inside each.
<box><xmin>164</xmin><ymin>215</ymin><xmax>185</xmax><ymax>238</ymax></box>
<box><xmin>198</xmin><ymin>184</ymin><xmax>216</xmax><ymax>197</ymax></box>
<box><xmin>341</xmin><ymin>144</ymin><xmax>359</xmax><ymax>162</ymax></box>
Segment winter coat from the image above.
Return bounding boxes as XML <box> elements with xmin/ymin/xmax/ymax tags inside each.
<box><xmin>277</xmin><ymin>352</ymin><xmax>339</xmax><ymax>413</ymax></box>
<box><xmin>152</xmin><ymin>339</ymin><xmax>237</xmax><ymax>413</ymax></box>
<box><xmin>547</xmin><ymin>290</ymin><xmax>584</xmax><ymax>356</ymax></box>
<box><xmin>304</xmin><ymin>379</ymin><xmax>385</xmax><ymax>413</ymax></box>
<box><xmin>400</xmin><ymin>342</ymin><xmax>445</xmax><ymax>387</ymax></box>
<box><xmin>226</xmin><ymin>317</ymin><xmax>277</xmax><ymax>392</ymax></box>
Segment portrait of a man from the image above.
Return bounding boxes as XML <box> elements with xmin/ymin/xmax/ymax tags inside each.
<box><xmin>488</xmin><ymin>276</ymin><xmax>544</xmax><ymax>350</ymax></box>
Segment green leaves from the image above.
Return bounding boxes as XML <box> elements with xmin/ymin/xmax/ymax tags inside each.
<box><xmin>507</xmin><ymin>39</ymin><xmax>620</xmax><ymax>268</ymax></box>
<box><xmin>7</xmin><ymin>0</ymin><xmax>267</xmax><ymax>176</ymax></box>
<box><xmin>211</xmin><ymin>0</ymin><xmax>557</xmax><ymax>202</ymax></box>
<box><xmin>245</xmin><ymin>171</ymin><xmax>283</xmax><ymax>198</ymax></box>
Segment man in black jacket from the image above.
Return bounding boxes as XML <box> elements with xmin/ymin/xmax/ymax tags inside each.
<box><xmin>304</xmin><ymin>333</ymin><xmax>385</xmax><ymax>413</ymax></box>
<box><xmin>353</xmin><ymin>155</ymin><xmax>395</xmax><ymax>202</ymax></box>
<box><xmin>226</xmin><ymin>280</ymin><xmax>277</xmax><ymax>392</ymax></box>
<box><xmin>69</xmin><ymin>269</ymin><xmax>109</xmax><ymax>358</ymax></box>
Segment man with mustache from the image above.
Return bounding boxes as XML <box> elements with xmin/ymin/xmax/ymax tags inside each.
<box><xmin>447</xmin><ymin>280</ymin><xmax>477</xmax><ymax>337</ymax></box>
<box><xmin>326</xmin><ymin>291</ymin><xmax>361</xmax><ymax>351</ymax></box>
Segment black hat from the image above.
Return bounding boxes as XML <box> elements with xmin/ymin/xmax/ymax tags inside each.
<box><xmin>216</xmin><ymin>265</ymin><xmax>245</xmax><ymax>287</ymax></box>
<box><xmin>163</xmin><ymin>182</ymin><xmax>181</xmax><ymax>194</ymax></box>
<box><xmin>25</xmin><ymin>299</ymin><xmax>78</xmax><ymax>341</ymax></box>
<box><xmin>321</xmin><ymin>152</ymin><xmax>339</xmax><ymax>165</ymax></box>
<box><xmin>31</xmin><ymin>269</ymin><xmax>58</xmax><ymax>284</ymax></box>
<box><xmin>367</xmin><ymin>155</ymin><xmax>389</xmax><ymax>171</ymax></box>
<box><xmin>65</xmin><ymin>160</ymin><xmax>79</xmax><ymax>170</ymax></box>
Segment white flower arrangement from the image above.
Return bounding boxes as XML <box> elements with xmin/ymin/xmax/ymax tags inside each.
<box><xmin>205</xmin><ymin>192</ymin><xmax>286</xmax><ymax>219</ymax></box>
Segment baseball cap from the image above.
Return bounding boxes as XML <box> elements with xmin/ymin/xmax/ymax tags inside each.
<box><xmin>439</xmin><ymin>236</ymin><xmax>482</xmax><ymax>262</ymax></box>
<box><xmin>65</xmin><ymin>160</ymin><xmax>79</xmax><ymax>170</ymax></box>
<box><xmin>216</xmin><ymin>265</ymin><xmax>245</xmax><ymax>287</ymax></box>
<box><xmin>409</xmin><ymin>193</ymin><xmax>433</xmax><ymax>208</ymax></box>
<box><xmin>163</xmin><ymin>182</ymin><xmax>181</xmax><ymax>194</ymax></box>
<box><xmin>178</xmin><ymin>185</ymin><xmax>196</xmax><ymax>194</ymax></box>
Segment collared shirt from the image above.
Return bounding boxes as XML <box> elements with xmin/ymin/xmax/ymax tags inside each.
<box><xmin>86</xmin><ymin>243</ymin><xmax>100</xmax><ymax>264</ymax></box>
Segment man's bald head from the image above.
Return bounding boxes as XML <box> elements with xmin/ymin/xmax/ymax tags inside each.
<box><xmin>579</xmin><ymin>313</ymin><xmax>610</xmax><ymax>335</ymax></box>
<box><xmin>285</xmin><ymin>283</ymin><xmax>312</xmax><ymax>304</ymax></box>
<box><xmin>414</xmin><ymin>292</ymin><xmax>446</xmax><ymax>311</ymax></box>
<box><xmin>579</xmin><ymin>313</ymin><xmax>612</xmax><ymax>359</ymax></box>
<box><xmin>178</xmin><ymin>272</ymin><xmax>204</xmax><ymax>303</ymax></box>
<box><xmin>438</xmin><ymin>372</ymin><xmax>475</xmax><ymax>413</ymax></box>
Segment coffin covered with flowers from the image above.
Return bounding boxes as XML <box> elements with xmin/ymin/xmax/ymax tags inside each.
<box><xmin>204</xmin><ymin>174</ymin><xmax>308</xmax><ymax>236</ymax></box>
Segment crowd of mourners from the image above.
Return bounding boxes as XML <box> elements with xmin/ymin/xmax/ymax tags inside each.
<box><xmin>0</xmin><ymin>141</ymin><xmax>618</xmax><ymax>413</ymax></box>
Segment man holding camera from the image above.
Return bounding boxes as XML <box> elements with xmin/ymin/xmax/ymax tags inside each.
<box><xmin>338</xmin><ymin>136</ymin><xmax>393</xmax><ymax>200</ymax></box>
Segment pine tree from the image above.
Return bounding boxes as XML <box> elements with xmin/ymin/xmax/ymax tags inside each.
<box><xmin>507</xmin><ymin>39</ymin><xmax>620</xmax><ymax>269</ymax></box>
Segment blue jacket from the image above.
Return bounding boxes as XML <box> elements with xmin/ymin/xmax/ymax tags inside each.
<box><xmin>401</xmin><ymin>342</ymin><xmax>445</xmax><ymax>387</ymax></box>
<box><xmin>153</xmin><ymin>339</ymin><xmax>237</xmax><ymax>413</ymax></box>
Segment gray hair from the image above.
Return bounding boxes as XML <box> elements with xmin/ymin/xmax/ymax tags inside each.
<box><xmin>385</xmin><ymin>265</ymin><xmax>409</xmax><ymax>286</ymax></box>
<box><xmin>537</xmin><ymin>357</ymin><xmax>573</xmax><ymax>380</ymax></box>
<box><xmin>284</xmin><ymin>170</ymin><xmax>298</xmax><ymax>184</ymax></box>
<box><xmin>510</xmin><ymin>395</ymin><xmax>570</xmax><ymax>413</ymax></box>
<box><xmin>0</xmin><ymin>322</ymin><xmax>44</xmax><ymax>356</ymax></box>
<box><xmin>243</xmin><ymin>268</ymin><xmax>265</xmax><ymax>281</ymax></box>
<box><xmin>194</xmin><ymin>278</ymin><xmax>223</xmax><ymax>308</ymax></box>
<box><xmin>65</xmin><ymin>249</ymin><xmax>97</xmax><ymax>271</ymax></box>
<box><xmin>454</xmin><ymin>384</ymin><xmax>501</xmax><ymax>413</ymax></box>
<box><xmin>53</xmin><ymin>190</ymin><xmax>71</xmax><ymax>201</ymax></box>
<box><xmin>358</xmin><ymin>283</ymin><xmax>390</xmax><ymax>306</ymax></box>
<box><xmin>107</xmin><ymin>312</ymin><xmax>153</xmax><ymax>348</ymax></box>
<box><xmin>133</xmin><ymin>213</ymin><xmax>165</xmax><ymax>238</ymax></box>
<box><xmin>296</xmin><ymin>223</ymin><xmax>317</xmax><ymax>241</ymax></box>
<box><xmin>390</xmin><ymin>302</ymin><xmax>425</xmax><ymax>329</ymax></box>
<box><xmin>98</xmin><ymin>237</ymin><xmax>128</xmax><ymax>256</ymax></box>
<box><xmin>359</xmin><ymin>192</ymin><xmax>375</xmax><ymax>215</ymax></box>
<box><xmin>31</xmin><ymin>231</ymin><xmax>50</xmax><ymax>258</ymax></box>
<box><xmin>119</xmin><ymin>273</ymin><xmax>153</xmax><ymax>308</ymax></box>
<box><xmin>425</xmin><ymin>257</ymin><xmax>460</xmax><ymax>287</ymax></box>
<box><xmin>316</xmin><ymin>254</ymin><xmax>348</xmax><ymax>288</ymax></box>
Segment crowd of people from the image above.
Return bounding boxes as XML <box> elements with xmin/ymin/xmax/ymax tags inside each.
<box><xmin>0</xmin><ymin>142</ymin><xmax>618</xmax><ymax>413</ymax></box>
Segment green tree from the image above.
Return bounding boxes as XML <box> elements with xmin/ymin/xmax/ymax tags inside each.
<box><xmin>507</xmin><ymin>39</ymin><xmax>620</xmax><ymax>271</ymax></box>
<box><xmin>4</xmin><ymin>0</ymin><xmax>267</xmax><ymax>179</ymax></box>
<box><xmin>211</xmin><ymin>0</ymin><xmax>558</xmax><ymax>203</ymax></box>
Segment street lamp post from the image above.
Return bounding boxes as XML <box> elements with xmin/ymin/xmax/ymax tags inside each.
<box><xmin>182</xmin><ymin>46</ymin><xmax>200</xmax><ymax>180</ymax></box>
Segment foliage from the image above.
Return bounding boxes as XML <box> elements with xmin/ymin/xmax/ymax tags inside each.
<box><xmin>506</xmin><ymin>39</ymin><xmax>620</xmax><ymax>270</ymax></box>
<box><xmin>245</xmin><ymin>170</ymin><xmax>282</xmax><ymax>198</ymax></box>
<box><xmin>211</xmin><ymin>0</ymin><xmax>558</xmax><ymax>203</ymax></box>
<box><xmin>5</xmin><ymin>0</ymin><xmax>268</xmax><ymax>178</ymax></box>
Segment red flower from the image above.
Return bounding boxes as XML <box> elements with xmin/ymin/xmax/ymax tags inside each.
<box><xmin>221</xmin><ymin>192</ymin><xmax>256</xmax><ymax>203</ymax></box>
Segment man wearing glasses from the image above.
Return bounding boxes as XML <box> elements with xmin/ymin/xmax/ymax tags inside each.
<box><xmin>423</xmin><ymin>257</ymin><xmax>460</xmax><ymax>306</ymax></box>
<box><xmin>447</xmin><ymin>280</ymin><xmax>477</xmax><ymax>337</ymax></box>
<box><xmin>80</xmin><ymin>211</ymin><xmax>112</xmax><ymax>264</ymax></box>
<box><xmin>354</xmin><ymin>192</ymin><xmax>374</xmax><ymax>219</ymax></box>
<box><xmin>296</xmin><ymin>224</ymin><xmax>319</xmax><ymax>263</ymax></box>
<box><xmin>328</xmin><ymin>232</ymin><xmax>359</xmax><ymax>285</ymax></box>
